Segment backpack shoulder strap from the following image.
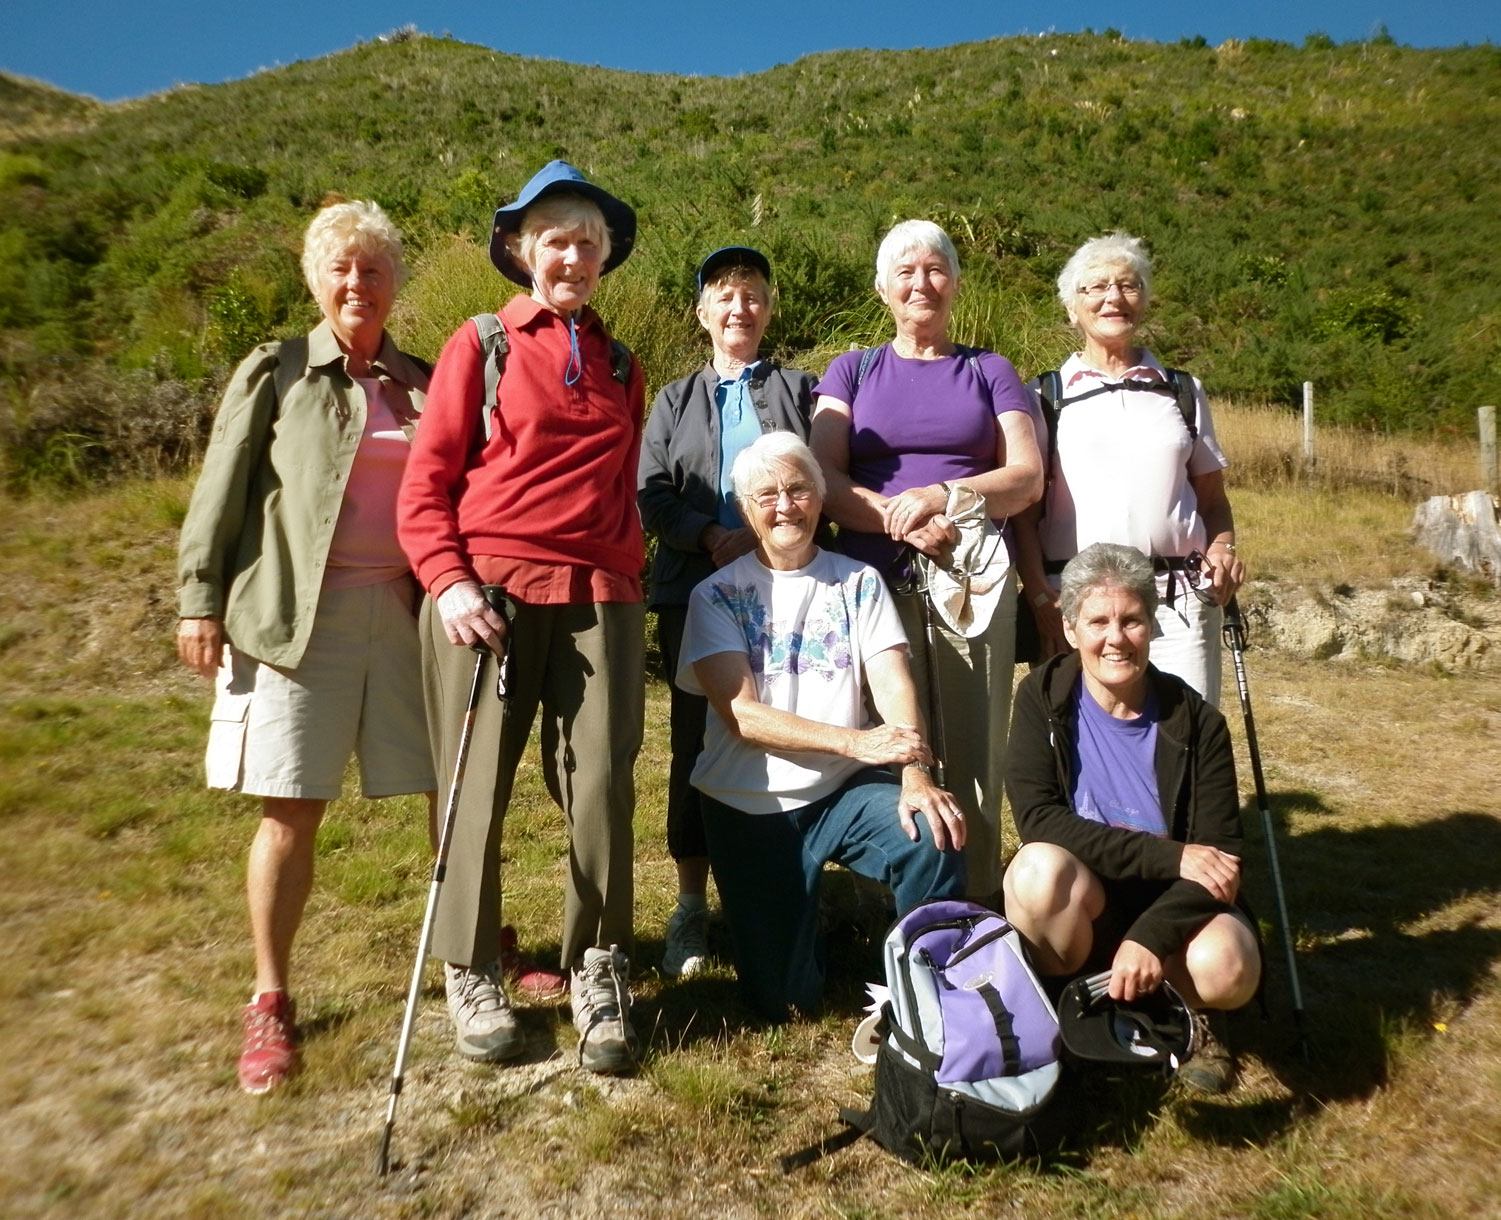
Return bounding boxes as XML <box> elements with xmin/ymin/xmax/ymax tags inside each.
<box><xmin>1033</xmin><ymin>369</ymin><xmax>1063</xmax><ymax>474</ymax></box>
<box><xmin>1163</xmin><ymin>368</ymin><xmax>1198</xmax><ymax>442</ymax></box>
<box><xmin>608</xmin><ymin>338</ymin><xmax>633</xmax><ymax>387</ymax></box>
<box><xmin>270</xmin><ymin>336</ymin><xmax>308</xmax><ymax>405</ymax></box>
<box><xmin>470</xmin><ymin>313</ymin><xmax>509</xmax><ymax>443</ymax></box>
<box><xmin>852</xmin><ymin>346</ymin><xmax>880</xmax><ymax>398</ymax></box>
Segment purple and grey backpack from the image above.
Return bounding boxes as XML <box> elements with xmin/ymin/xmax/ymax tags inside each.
<box><xmin>842</xmin><ymin>899</ymin><xmax>1065</xmax><ymax>1163</ymax></box>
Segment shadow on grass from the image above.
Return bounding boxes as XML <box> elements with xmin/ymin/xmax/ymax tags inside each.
<box><xmin>1240</xmin><ymin>798</ymin><xmax>1501</xmax><ymax>1105</ymax></box>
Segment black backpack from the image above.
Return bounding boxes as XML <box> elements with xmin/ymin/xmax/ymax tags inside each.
<box><xmin>1030</xmin><ymin>367</ymin><xmax>1198</xmax><ymax>502</ymax></box>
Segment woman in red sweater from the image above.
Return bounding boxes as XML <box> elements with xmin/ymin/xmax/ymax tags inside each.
<box><xmin>398</xmin><ymin>161</ymin><xmax>645</xmax><ymax>1075</ymax></box>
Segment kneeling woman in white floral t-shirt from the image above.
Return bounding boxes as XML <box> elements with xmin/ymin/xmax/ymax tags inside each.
<box><xmin>679</xmin><ymin>432</ymin><xmax>967</xmax><ymax>1021</ymax></box>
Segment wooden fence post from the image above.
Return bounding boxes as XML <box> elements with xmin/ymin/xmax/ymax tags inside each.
<box><xmin>1481</xmin><ymin>405</ymin><xmax>1498</xmax><ymax>497</ymax></box>
<box><xmin>1302</xmin><ymin>382</ymin><xmax>1315</xmax><ymax>467</ymax></box>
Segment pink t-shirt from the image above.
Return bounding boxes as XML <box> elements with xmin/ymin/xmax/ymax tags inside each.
<box><xmin>323</xmin><ymin>378</ymin><xmax>414</xmax><ymax>590</ymax></box>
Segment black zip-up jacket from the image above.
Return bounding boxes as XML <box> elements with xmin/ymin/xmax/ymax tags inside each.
<box><xmin>637</xmin><ymin>360</ymin><xmax>816</xmax><ymax>608</ymax></box>
<box><xmin>1004</xmin><ymin>651</ymin><xmax>1244</xmax><ymax>961</ymax></box>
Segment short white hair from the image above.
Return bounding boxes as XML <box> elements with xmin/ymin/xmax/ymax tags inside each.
<box><xmin>874</xmin><ymin>219</ymin><xmax>960</xmax><ymax>290</ymax></box>
<box><xmin>506</xmin><ymin>194</ymin><xmax>612</xmax><ymax>276</ymax></box>
<box><xmin>301</xmin><ymin>200</ymin><xmax>405</xmax><ymax>292</ymax></box>
<box><xmin>729</xmin><ymin>432</ymin><xmax>825</xmax><ymax>506</ymax></box>
<box><xmin>1056</xmin><ymin>231</ymin><xmax>1153</xmax><ymax>317</ymax></box>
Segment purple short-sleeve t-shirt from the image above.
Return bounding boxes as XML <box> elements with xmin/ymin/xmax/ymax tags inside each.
<box><xmin>1069</xmin><ymin>681</ymin><xmax>1167</xmax><ymax>838</ymax></box>
<box><xmin>815</xmin><ymin>344</ymin><xmax>1034</xmax><ymax>571</ymax></box>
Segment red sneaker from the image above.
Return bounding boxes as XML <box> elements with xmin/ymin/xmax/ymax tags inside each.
<box><xmin>499</xmin><ymin>925</ymin><xmax>568</xmax><ymax>1000</ymax></box>
<box><xmin>238</xmin><ymin>990</ymin><xmax>298</xmax><ymax>1094</ymax></box>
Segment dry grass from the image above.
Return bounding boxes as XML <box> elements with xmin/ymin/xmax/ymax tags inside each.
<box><xmin>1215</xmin><ymin>400</ymin><xmax>1487</xmax><ymax>503</ymax></box>
<box><xmin>1214</xmin><ymin>402</ymin><xmax>1494</xmax><ymax>588</ymax></box>
<box><xmin>0</xmin><ymin>451</ymin><xmax>1498</xmax><ymax>1218</ymax></box>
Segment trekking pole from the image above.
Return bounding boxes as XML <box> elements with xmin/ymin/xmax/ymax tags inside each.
<box><xmin>1222</xmin><ymin>596</ymin><xmax>1309</xmax><ymax>1058</ymax></box>
<box><xmin>376</xmin><ymin>587</ymin><xmax>515</xmax><ymax>1177</ymax></box>
<box><xmin>912</xmin><ymin>555</ymin><xmax>948</xmax><ymax>789</ymax></box>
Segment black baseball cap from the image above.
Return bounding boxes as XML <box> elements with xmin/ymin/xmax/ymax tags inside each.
<box><xmin>696</xmin><ymin>246</ymin><xmax>772</xmax><ymax>293</ymax></box>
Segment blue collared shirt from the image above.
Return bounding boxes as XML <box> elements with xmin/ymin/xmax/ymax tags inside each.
<box><xmin>716</xmin><ymin>362</ymin><xmax>762</xmax><ymax>527</ymax></box>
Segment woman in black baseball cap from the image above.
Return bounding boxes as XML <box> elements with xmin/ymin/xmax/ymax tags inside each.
<box><xmin>637</xmin><ymin>246</ymin><xmax>819</xmax><ymax>981</ymax></box>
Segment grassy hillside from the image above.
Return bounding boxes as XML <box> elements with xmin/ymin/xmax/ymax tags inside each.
<box><xmin>2</xmin><ymin>30</ymin><xmax>1499</xmax><ymax>486</ymax></box>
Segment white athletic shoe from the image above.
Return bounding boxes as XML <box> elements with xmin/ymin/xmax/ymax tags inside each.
<box><xmin>662</xmin><ymin>901</ymin><xmax>709</xmax><ymax>978</ymax></box>
<box><xmin>571</xmin><ymin>945</ymin><xmax>638</xmax><ymax>1073</ymax></box>
<box><xmin>444</xmin><ymin>960</ymin><xmax>524</xmax><ymax>1061</ymax></box>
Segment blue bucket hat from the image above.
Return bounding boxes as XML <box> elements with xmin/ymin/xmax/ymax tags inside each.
<box><xmin>488</xmin><ymin>160</ymin><xmax>637</xmax><ymax>287</ymax></box>
<box><xmin>696</xmin><ymin>246</ymin><xmax>772</xmax><ymax>294</ymax></box>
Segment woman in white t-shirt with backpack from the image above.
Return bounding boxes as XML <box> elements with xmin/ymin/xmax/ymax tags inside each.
<box><xmin>1013</xmin><ymin>232</ymin><xmax>1245</xmax><ymax>705</ymax></box>
<box><xmin>678</xmin><ymin>432</ymin><xmax>967</xmax><ymax>1021</ymax></box>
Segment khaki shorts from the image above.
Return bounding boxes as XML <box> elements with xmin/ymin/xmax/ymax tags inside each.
<box><xmin>205</xmin><ymin>577</ymin><xmax>436</xmax><ymax>801</ymax></box>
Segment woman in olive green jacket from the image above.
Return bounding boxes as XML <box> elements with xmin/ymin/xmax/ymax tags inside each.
<box><xmin>176</xmin><ymin>200</ymin><xmax>434</xmax><ymax>1095</ymax></box>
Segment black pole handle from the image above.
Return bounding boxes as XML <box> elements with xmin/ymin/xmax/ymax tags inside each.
<box><xmin>478</xmin><ymin>585</ymin><xmax>517</xmax><ymax>699</ymax></box>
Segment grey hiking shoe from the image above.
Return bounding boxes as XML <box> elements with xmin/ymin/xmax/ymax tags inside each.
<box><xmin>445</xmin><ymin>960</ymin><xmax>525</xmax><ymax>1062</ymax></box>
<box><xmin>571</xmin><ymin>945</ymin><xmax>638</xmax><ymax>1073</ymax></box>
<box><xmin>1178</xmin><ymin>1009</ymin><xmax>1236</xmax><ymax>1094</ymax></box>
<box><xmin>662</xmin><ymin>901</ymin><xmax>708</xmax><ymax>978</ymax></box>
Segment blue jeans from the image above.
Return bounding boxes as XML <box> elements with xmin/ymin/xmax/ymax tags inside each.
<box><xmin>702</xmin><ymin>769</ymin><xmax>965</xmax><ymax>1021</ymax></box>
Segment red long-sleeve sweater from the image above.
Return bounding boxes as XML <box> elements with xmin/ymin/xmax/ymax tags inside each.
<box><xmin>398</xmin><ymin>294</ymin><xmax>645</xmax><ymax>599</ymax></box>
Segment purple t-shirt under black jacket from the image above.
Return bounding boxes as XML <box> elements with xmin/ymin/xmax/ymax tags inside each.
<box><xmin>815</xmin><ymin>343</ymin><xmax>1034</xmax><ymax>573</ymax></box>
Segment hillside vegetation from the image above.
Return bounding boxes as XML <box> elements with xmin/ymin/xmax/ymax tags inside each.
<box><xmin>1</xmin><ymin>30</ymin><xmax>1499</xmax><ymax>487</ymax></box>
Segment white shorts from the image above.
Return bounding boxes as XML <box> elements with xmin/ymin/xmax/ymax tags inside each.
<box><xmin>205</xmin><ymin>577</ymin><xmax>437</xmax><ymax>801</ymax></box>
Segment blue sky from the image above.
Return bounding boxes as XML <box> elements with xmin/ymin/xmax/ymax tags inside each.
<box><xmin>3</xmin><ymin>1</ymin><xmax>1495</xmax><ymax>102</ymax></box>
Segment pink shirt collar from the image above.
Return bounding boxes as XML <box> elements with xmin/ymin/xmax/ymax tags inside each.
<box><xmin>1063</xmin><ymin>351</ymin><xmax>1167</xmax><ymax>391</ymax></box>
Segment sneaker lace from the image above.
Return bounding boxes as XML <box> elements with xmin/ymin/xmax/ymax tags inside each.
<box><xmin>577</xmin><ymin>952</ymin><xmax>629</xmax><ymax>1030</ymax></box>
<box><xmin>244</xmin><ymin>1004</ymin><xmax>292</xmax><ymax>1054</ymax></box>
<box><xmin>453</xmin><ymin>962</ymin><xmax>508</xmax><ymax>1018</ymax></box>
<box><xmin>674</xmin><ymin>906</ymin><xmax>708</xmax><ymax>957</ymax></box>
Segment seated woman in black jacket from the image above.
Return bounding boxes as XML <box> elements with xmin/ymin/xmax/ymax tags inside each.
<box><xmin>1003</xmin><ymin>542</ymin><xmax>1260</xmax><ymax>1093</ymax></box>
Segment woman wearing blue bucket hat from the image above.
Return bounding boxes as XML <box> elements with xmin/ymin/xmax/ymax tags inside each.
<box><xmin>399</xmin><ymin>161</ymin><xmax>646</xmax><ymax>1074</ymax></box>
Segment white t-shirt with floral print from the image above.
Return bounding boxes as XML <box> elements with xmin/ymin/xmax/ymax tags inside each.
<box><xmin>679</xmin><ymin>548</ymin><xmax>909</xmax><ymax>814</ymax></box>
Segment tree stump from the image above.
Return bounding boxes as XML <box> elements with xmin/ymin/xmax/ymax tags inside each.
<box><xmin>1412</xmin><ymin>491</ymin><xmax>1501</xmax><ymax>585</ymax></box>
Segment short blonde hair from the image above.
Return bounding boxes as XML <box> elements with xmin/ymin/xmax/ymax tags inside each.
<box><xmin>1056</xmin><ymin>231</ymin><xmax>1153</xmax><ymax>320</ymax></box>
<box><xmin>505</xmin><ymin>194</ymin><xmax>611</xmax><ymax>277</ymax></box>
<box><xmin>301</xmin><ymin>200</ymin><xmax>405</xmax><ymax>292</ymax></box>
<box><xmin>698</xmin><ymin>265</ymin><xmax>773</xmax><ymax>312</ymax></box>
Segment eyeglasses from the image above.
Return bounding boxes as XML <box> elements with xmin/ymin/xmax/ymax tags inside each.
<box><xmin>1076</xmin><ymin>279</ymin><xmax>1143</xmax><ymax>300</ymax></box>
<box><xmin>1182</xmin><ymin>551</ymin><xmax>1220</xmax><ymax>607</ymax></box>
<box><xmin>749</xmin><ymin>482</ymin><xmax>817</xmax><ymax>509</ymax></box>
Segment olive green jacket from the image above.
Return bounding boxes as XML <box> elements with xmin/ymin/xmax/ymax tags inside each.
<box><xmin>175</xmin><ymin>321</ymin><xmax>429</xmax><ymax>667</ymax></box>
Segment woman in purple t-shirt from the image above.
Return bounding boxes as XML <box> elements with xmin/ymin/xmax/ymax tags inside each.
<box><xmin>810</xmin><ymin>219</ymin><xmax>1043</xmax><ymax>903</ymax></box>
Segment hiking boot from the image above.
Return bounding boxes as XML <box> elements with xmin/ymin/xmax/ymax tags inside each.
<box><xmin>1178</xmin><ymin>1009</ymin><xmax>1237</xmax><ymax>1094</ymax></box>
<box><xmin>444</xmin><ymin>960</ymin><xmax>525</xmax><ymax>1062</ymax></box>
<box><xmin>499</xmin><ymin>924</ymin><xmax>568</xmax><ymax>1001</ymax></box>
<box><xmin>239</xmin><ymin>990</ymin><xmax>297</xmax><ymax>1095</ymax></box>
<box><xmin>571</xmin><ymin>945</ymin><xmax>638</xmax><ymax>1074</ymax></box>
<box><xmin>662</xmin><ymin>901</ymin><xmax>708</xmax><ymax>978</ymax></box>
